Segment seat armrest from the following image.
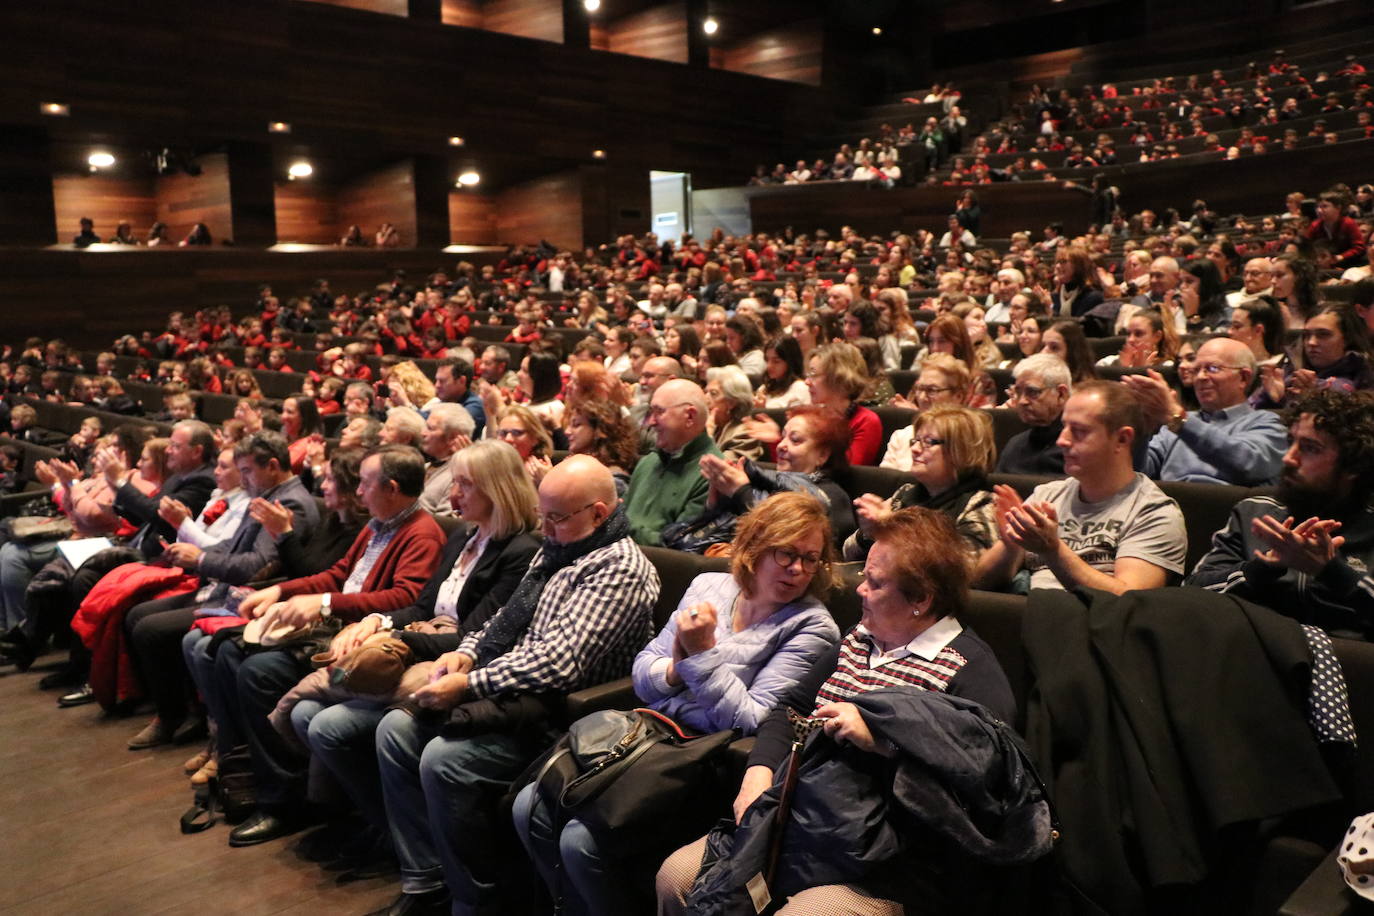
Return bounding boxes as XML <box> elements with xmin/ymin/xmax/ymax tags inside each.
<box><xmin>564</xmin><ymin>676</ymin><xmax>638</xmax><ymax>720</ymax></box>
<box><xmin>1280</xmin><ymin>846</ymin><xmax>1359</xmax><ymax>916</ymax></box>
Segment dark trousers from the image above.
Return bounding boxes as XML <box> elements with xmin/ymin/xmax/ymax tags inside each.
<box><xmin>213</xmin><ymin>640</ymin><xmax>311</xmax><ymax>810</ymax></box>
<box><xmin>126</xmin><ymin>590</ymin><xmax>202</xmax><ymax>724</ymax></box>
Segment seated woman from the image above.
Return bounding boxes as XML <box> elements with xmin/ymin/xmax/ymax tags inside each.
<box><xmin>515</xmin><ymin>491</ymin><xmax>844</xmax><ymax>916</ymax></box>
<box><xmin>656</xmin><ymin>508</ymin><xmax>1020</xmax><ymax>916</ymax></box>
<box><xmin>1253</xmin><ymin>304</ymin><xmax>1374</xmax><ymax>408</ymax></box>
<box><xmin>280</xmin><ymin>393</ymin><xmax>323</xmax><ymax>475</ymax></box>
<box><xmin>755</xmin><ymin>335</ymin><xmax>810</xmax><ymax>409</ymax></box>
<box><xmin>744</xmin><ymin>343</ymin><xmax>883</xmax><ymax>466</ymax></box>
<box><xmin>490</xmin><ymin>404</ymin><xmax>554</xmax><ymax>483</ymax></box>
<box><xmin>706</xmin><ymin>366</ymin><xmax>765</xmax><ymax>463</ymax></box>
<box><xmin>1097</xmin><ymin>310</ymin><xmax>1178</xmax><ymax>368</ymax></box>
<box><xmin>880</xmin><ymin>354</ymin><xmax>972</xmax><ymax>470</ymax></box>
<box><xmin>283</xmin><ymin>440</ymin><xmax>540</xmax><ymax>864</ymax></box>
<box><xmin>997</xmin><ymin>314</ymin><xmax>1044</xmax><ymax>370</ymax></box>
<box><xmin>668</xmin><ymin>406</ymin><xmax>858</xmax><ymax>553</ymax></box>
<box><xmin>849</xmin><ymin>405</ymin><xmax>998</xmax><ymax>561</ymax></box>
<box><xmin>1040</xmin><ymin>320</ymin><xmax>1099</xmax><ymax>384</ymax></box>
<box><xmin>563</xmin><ymin>399</ymin><xmax>640</xmax><ymax>497</ymax></box>
<box><xmin>901</xmin><ymin>314</ymin><xmax>995</xmax><ymax>408</ymax></box>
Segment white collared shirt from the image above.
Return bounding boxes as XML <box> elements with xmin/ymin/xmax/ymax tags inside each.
<box><xmin>857</xmin><ymin>615</ymin><xmax>964</xmax><ymax>670</ymax></box>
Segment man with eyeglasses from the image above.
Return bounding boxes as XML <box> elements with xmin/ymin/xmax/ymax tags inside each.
<box><xmin>1225</xmin><ymin>257</ymin><xmax>1273</xmax><ymax>311</ymax></box>
<box><xmin>369</xmin><ymin>455</ymin><xmax>657</xmax><ymax>916</ymax></box>
<box><xmin>996</xmin><ymin>354</ymin><xmax>1071</xmax><ymax>476</ymax></box>
<box><xmin>1189</xmin><ymin>389</ymin><xmax>1374</xmax><ymax>638</ymax></box>
<box><xmin>624</xmin><ymin>379</ymin><xmax>723</xmax><ymax>546</ymax></box>
<box><xmin>1122</xmin><ymin>337</ymin><xmax>1286</xmax><ymax>485</ymax></box>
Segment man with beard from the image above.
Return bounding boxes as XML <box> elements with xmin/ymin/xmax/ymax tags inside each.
<box><xmin>1188</xmin><ymin>389</ymin><xmax>1374</xmax><ymax>638</ymax></box>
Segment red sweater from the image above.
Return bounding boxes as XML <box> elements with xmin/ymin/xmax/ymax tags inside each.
<box><xmin>277</xmin><ymin>507</ymin><xmax>444</xmax><ymax>621</ymax></box>
<box><xmin>848</xmin><ymin>406</ymin><xmax>883</xmax><ymax>466</ymax></box>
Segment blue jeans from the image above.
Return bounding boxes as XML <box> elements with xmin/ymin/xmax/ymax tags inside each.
<box><xmin>511</xmin><ymin>782</ymin><xmax>628</xmax><ymax>916</ymax></box>
<box><xmin>185</xmin><ymin>629</ymin><xmax>244</xmax><ymax>757</ymax></box>
<box><xmin>296</xmin><ymin>699</ymin><xmax>389</xmax><ymax>831</ymax></box>
<box><xmin>375</xmin><ymin>707</ymin><xmax>557</xmax><ymax>911</ymax></box>
<box><xmin>0</xmin><ymin>539</ymin><xmax>57</xmax><ymax>632</ymax></box>
<box><xmin>212</xmin><ymin>640</ymin><xmax>311</xmax><ymax>809</ymax></box>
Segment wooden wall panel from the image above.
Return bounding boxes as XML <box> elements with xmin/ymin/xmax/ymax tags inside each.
<box><xmin>337</xmin><ymin>161</ymin><xmax>418</xmax><ymax>247</ymax></box>
<box><xmin>480</xmin><ymin>0</ymin><xmax>564</xmax><ymax>43</ymax></box>
<box><xmin>52</xmin><ymin>175</ymin><xmax>158</xmax><ymax>245</ymax></box>
<box><xmin>440</xmin><ymin>0</ymin><xmax>483</xmax><ymax>26</ymax></box>
<box><xmin>274</xmin><ymin>182</ymin><xmax>340</xmax><ymax>244</ymax></box>
<box><xmin>297</xmin><ymin>0</ymin><xmax>408</xmax><ymax>16</ymax></box>
<box><xmin>155</xmin><ymin>152</ymin><xmax>232</xmax><ymax>245</ymax></box>
<box><xmin>449</xmin><ymin>191</ymin><xmax>497</xmax><ymax>244</ymax></box>
<box><xmin>605</xmin><ymin>3</ymin><xmax>687</xmax><ymax>64</ymax></box>
<box><xmin>0</xmin><ymin>129</ymin><xmax>57</xmax><ymax>247</ymax></box>
<box><xmin>717</xmin><ymin>22</ymin><xmax>822</xmax><ymax>87</ymax></box>
<box><xmin>495</xmin><ymin>171</ymin><xmax>583</xmax><ymax>250</ymax></box>
<box><xmin>588</xmin><ymin>22</ymin><xmax>609</xmax><ymax>50</ymax></box>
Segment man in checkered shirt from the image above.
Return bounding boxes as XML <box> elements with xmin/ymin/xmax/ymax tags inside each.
<box><xmin>371</xmin><ymin>455</ymin><xmax>659</xmax><ymax>916</ymax></box>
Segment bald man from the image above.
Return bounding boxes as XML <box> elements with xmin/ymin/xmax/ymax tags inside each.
<box><xmin>369</xmin><ymin>454</ymin><xmax>658</xmax><ymax>915</ymax></box>
<box><xmin>1123</xmin><ymin>337</ymin><xmax>1288</xmax><ymax>485</ymax></box>
<box><xmin>624</xmin><ymin>379</ymin><xmax>723</xmax><ymax>545</ymax></box>
<box><xmin>1226</xmin><ymin>257</ymin><xmax>1274</xmax><ymax>311</ymax></box>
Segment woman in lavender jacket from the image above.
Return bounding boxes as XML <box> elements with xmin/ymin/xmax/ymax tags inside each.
<box><xmin>512</xmin><ymin>491</ymin><xmax>843</xmax><ymax>916</ymax></box>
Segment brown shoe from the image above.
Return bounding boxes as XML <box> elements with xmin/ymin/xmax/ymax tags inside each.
<box><xmin>190</xmin><ymin>758</ymin><xmax>218</xmax><ymax>786</ymax></box>
<box><xmin>128</xmin><ymin>717</ymin><xmax>175</xmax><ymax>750</ymax></box>
<box><xmin>184</xmin><ymin>745</ymin><xmax>212</xmax><ymax>774</ymax></box>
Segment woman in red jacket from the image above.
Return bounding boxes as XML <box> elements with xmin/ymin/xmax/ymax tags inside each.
<box><xmin>744</xmin><ymin>342</ymin><xmax>883</xmax><ymax>466</ymax></box>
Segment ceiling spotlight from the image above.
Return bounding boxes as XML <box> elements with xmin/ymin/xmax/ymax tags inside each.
<box><xmin>592</xmin><ymin>149</ymin><xmax>607</xmax><ymax>160</ymax></box>
<box><xmin>448</xmin><ymin>136</ymin><xmax>465</xmax><ymax>146</ymax></box>
<box><xmin>87</xmin><ymin>151</ymin><xmax>116</xmax><ymax>169</ymax></box>
<box><xmin>583</xmin><ymin>0</ymin><xmax>600</xmax><ymax>10</ymax></box>
<box><xmin>268</xmin><ymin>121</ymin><xmax>292</xmax><ymax>133</ymax></box>
<box><xmin>287</xmin><ymin>160</ymin><xmax>313</xmax><ymax>179</ymax></box>
<box><xmin>703</xmin><ymin>17</ymin><xmax>718</xmax><ymax>35</ymax></box>
<box><xmin>41</xmin><ymin>102</ymin><xmax>70</xmax><ymax>117</ymax></box>
<box><xmin>872</xmin><ymin>27</ymin><xmax>882</xmax><ymax>35</ymax></box>
<box><xmin>456</xmin><ymin>170</ymin><xmax>481</xmax><ymax>186</ymax></box>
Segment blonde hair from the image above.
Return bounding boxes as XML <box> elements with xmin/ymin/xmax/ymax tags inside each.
<box><xmin>808</xmin><ymin>342</ymin><xmax>869</xmax><ymax>401</ymax></box>
<box><xmin>914</xmin><ymin>353</ymin><xmax>972</xmax><ymax>399</ymax></box>
<box><xmin>497</xmin><ymin>404</ymin><xmax>553</xmax><ymax>457</ymax></box>
<box><xmin>730</xmin><ymin>491</ymin><xmax>837</xmax><ymax>599</ymax></box>
<box><xmin>142</xmin><ymin>437</ymin><xmax>171</xmax><ymax>481</ymax></box>
<box><xmin>915</xmin><ymin>404</ymin><xmax>996</xmax><ymax>476</ymax></box>
<box><xmin>450</xmin><ymin>440</ymin><xmax>539</xmax><ymax>539</ymax></box>
<box><xmin>389</xmin><ymin>361</ymin><xmax>437</xmax><ymax>406</ymax></box>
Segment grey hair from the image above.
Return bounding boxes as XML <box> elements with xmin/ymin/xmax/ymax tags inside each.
<box><xmin>706</xmin><ymin>365</ymin><xmax>755</xmax><ymax>412</ymax></box>
<box><xmin>427</xmin><ymin>402</ymin><xmax>475</xmax><ymax>438</ymax></box>
<box><xmin>1012</xmin><ymin>353</ymin><xmax>1072</xmax><ymax>390</ymax></box>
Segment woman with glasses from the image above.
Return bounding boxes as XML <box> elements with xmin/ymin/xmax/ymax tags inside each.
<box><xmin>658</xmin><ymin>508</ymin><xmax>1019</xmax><ymax>916</ymax></box>
<box><xmin>880</xmin><ymin>354</ymin><xmax>970</xmax><ymax>471</ymax></box>
<box><xmin>514</xmin><ymin>491</ymin><xmax>843</xmax><ymax>916</ymax></box>
<box><xmin>852</xmin><ymin>405</ymin><xmax>997</xmax><ymax>561</ymax></box>
<box><xmin>901</xmin><ymin>314</ymin><xmax>995</xmax><ymax>408</ymax></box>
<box><xmin>490</xmin><ymin>404</ymin><xmax>554</xmax><ymax>482</ymax></box>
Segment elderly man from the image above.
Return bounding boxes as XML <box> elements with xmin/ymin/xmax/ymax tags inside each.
<box><xmin>825</xmin><ymin>282</ymin><xmax>854</xmax><ymax>314</ymax></box>
<box><xmin>996</xmin><ymin>354</ymin><xmax>1071</xmax><ymax>476</ymax></box>
<box><xmin>1189</xmin><ymin>390</ymin><xmax>1374</xmax><ymax>637</ymax></box>
<box><xmin>984</xmin><ymin>268</ymin><xmax>1025</xmax><ymax>325</ymax></box>
<box><xmin>975</xmin><ymin>381</ymin><xmax>1187</xmax><ymax>595</ymax></box>
<box><xmin>381</xmin><ymin>408</ymin><xmax>425</xmax><ymax>448</ymax></box>
<box><xmin>216</xmin><ymin>446</ymin><xmax>445</xmax><ymax>847</ymax></box>
<box><xmin>345</xmin><ymin>382</ymin><xmax>379</xmax><ymax>420</ymax></box>
<box><xmin>1225</xmin><ymin>257</ymin><xmax>1274</xmax><ymax>310</ymax></box>
<box><xmin>418</xmin><ymin>403</ymin><xmax>474</xmax><ymax>517</ymax></box>
<box><xmin>369</xmin><ymin>455</ymin><xmax>657</xmax><ymax>916</ymax></box>
<box><xmin>624</xmin><ymin>379</ymin><xmax>723</xmax><ymax>546</ymax></box>
<box><xmin>1123</xmin><ymin>337</ymin><xmax>1287</xmax><ymax>486</ymax></box>
<box><xmin>478</xmin><ymin>346</ymin><xmax>519</xmax><ymax>392</ymax></box>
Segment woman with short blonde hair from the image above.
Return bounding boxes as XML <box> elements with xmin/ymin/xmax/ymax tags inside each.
<box><xmin>449</xmin><ymin>440</ymin><xmax>540</xmax><ymax>539</ymax></box>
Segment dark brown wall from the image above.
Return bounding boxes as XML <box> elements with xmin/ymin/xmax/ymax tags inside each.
<box><xmin>155</xmin><ymin>152</ymin><xmax>232</xmax><ymax>244</ymax></box>
<box><xmin>449</xmin><ymin>191</ymin><xmax>498</xmax><ymax>244</ymax></box>
<box><xmin>495</xmin><ymin>170</ymin><xmax>583</xmax><ymax>250</ymax></box>
<box><xmin>274</xmin><ymin>181</ymin><xmax>339</xmax><ymax>244</ymax></box>
<box><xmin>52</xmin><ymin>175</ymin><xmax>158</xmax><ymax>244</ymax></box>
<box><xmin>481</xmin><ymin>0</ymin><xmax>564</xmax><ymax>43</ymax></box>
<box><xmin>605</xmin><ymin>2</ymin><xmax>687</xmax><ymax>64</ymax></box>
<box><xmin>716</xmin><ymin>21</ymin><xmax>822</xmax><ymax>87</ymax></box>
<box><xmin>337</xmin><ymin>161</ymin><xmax>418</xmax><ymax>247</ymax></box>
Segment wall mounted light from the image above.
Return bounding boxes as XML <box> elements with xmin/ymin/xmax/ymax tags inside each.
<box><xmin>268</xmin><ymin>121</ymin><xmax>292</xmax><ymax>133</ymax></box>
<box><xmin>703</xmin><ymin>17</ymin><xmax>718</xmax><ymax>35</ymax></box>
<box><xmin>287</xmin><ymin>160</ymin><xmax>314</xmax><ymax>179</ymax></box>
<box><xmin>872</xmin><ymin>27</ymin><xmax>883</xmax><ymax>35</ymax></box>
<box><xmin>583</xmin><ymin>0</ymin><xmax>600</xmax><ymax>11</ymax></box>
<box><xmin>41</xmin><ymin>102</ymin><xmax>70</xmax><ymax>117</ymax></box>
<box><xmin>592</xmin><ymin>149</ymin><xmax>607</xmax><ymax>160</ymax></box>
<box><xmin>87</xmin><ymin>151</ymin><xmax>116</xmax><ymax>170</ymax></box>
<box><xmin>448</xmin><ymin>136</ymin><xmax>465</xmax><ymax>146</ymax></box>
<box><xmin>456</xmin><ymin>170</ymin><xmax>481</xmax><ymax>186</ymax></box>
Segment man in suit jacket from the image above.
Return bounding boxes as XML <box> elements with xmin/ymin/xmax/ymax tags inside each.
<box><xmin>122</xmin><ymin>431</ymin><xmax>321</xmax><ymax>749</ymax></box>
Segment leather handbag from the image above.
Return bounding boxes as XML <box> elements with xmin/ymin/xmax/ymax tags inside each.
<box><xmin>327</xmin><ymin>635</ymin><xmax>412</xmax><ymax>695</ymax></box>
<box><xmin>531</xmin><ymin>708</ymin><xmax>736</xmax><ymax>855</ymax></box>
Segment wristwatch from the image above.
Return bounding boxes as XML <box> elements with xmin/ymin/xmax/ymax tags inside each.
<box><xmin>320</xmin><ymin>592</ymin><xmax>333</xmax><ymax>619</ymax></box>
<box><xmin>1165</xmin><ymin>408</ymin><xmax>1187</xmax><ymax>435</ymax></box>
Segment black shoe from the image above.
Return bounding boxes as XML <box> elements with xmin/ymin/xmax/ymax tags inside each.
<box><xmin>364</xmin><ymin>889</ymin><xmax>451</xmax><ymax>916</ymax></box>
<box><xmin>0</xmin><ymin>642</ymin><xmax>35</xmax><ymax>671</ymax></box>
<box><xmin>57</xmin><ymin>684</ymin><xmax>95</xmax><ymax>708</ymax></box>
<box><xmin>39</xmin><ymin>666</ymin><xmax>84</xmax><ymax>690</ymax></box>
<box><xmin>228</xmin><ymin>810</ymin><xmax>302</xmax><ymax>848</ymax></box>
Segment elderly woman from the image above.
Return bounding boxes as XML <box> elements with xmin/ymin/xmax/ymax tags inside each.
<box><xmin>850</xmin><ymin>405</ymin><xmax>998</xmax><ymax>561</ymax></box>
<box><xmin>880</xmin><ymin>354</ymin><xmax>972</xmax><ymax>470</ymax></box>
<box><xmin>669</xmin><ymin>406</ymin><xmax>858</xmax><ymax>553</ymax></box>
<box><xmin>516</xmin><ymin>491</ymin><xmax>843</xmax><ymax>916</ymax></box>
<box><xmin>706</xmin><ymin>366</ymin><xmax>765</xmax><ymax>463</ymax></box>
<box><xmin>744</xmin><ymin>343</ymin><xmax>882</xmax><ymax>466</ymax></box>
<box><xmin>657</xmin><ymin>508</ymin><xmax>1021</xmax><ymax>916</ymax></box>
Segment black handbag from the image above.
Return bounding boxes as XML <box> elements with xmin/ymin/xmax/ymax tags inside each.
<box><xmin>530</xmin><ymin>708</ymin><xmax>736</xmax><ymax>856</ymax></box>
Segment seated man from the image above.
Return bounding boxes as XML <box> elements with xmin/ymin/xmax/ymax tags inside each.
<box><xmin>996</xmin><ymin>354</ymin><xmax>1070</xmax><ymax>477</ymax></box>
<box><xmin>215</xmin><ymin>445</ymin><xmax>445</xmax><ymax>847</ymax></box>
<box><xmin>624</xmin><ymin>378</ymin><xmax>722</xmax><ymax>546</ymax></box>
<box><xmin>1122</xmin><ymin>337</ymin><xmax>1287</xmax><ymax>486</ymax></box>
<box><xmin>1188</xmin><ymin>389</ymin><xmax>1374</xmax><ymax>637</ymax></box>
<box><xmin>975</xmin><ymin>381</ymin><xmax>1187</xmax><ymax>594</ymax></box>
<box><xmin>417</xmin><ymin>404</ymin><xmax>473</xmax><ymax>517</ymax></box>
<box><xmin>371</xmin><ymin>455</ymin><xmax>657</xmax><ymax>916</ymax></box>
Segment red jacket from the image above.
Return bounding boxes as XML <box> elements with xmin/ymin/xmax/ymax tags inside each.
<box><xmin>277</xmin><ymin>507</ymin><xmax>444</xmax><ymax>620</ymax></box>
<box><xmin>1306</xmin><ymin>216</ymin><xmax>1367</xmax><ymax>266</ymax></box>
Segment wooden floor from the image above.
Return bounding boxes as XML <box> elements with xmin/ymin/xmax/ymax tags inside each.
<box><xmin>0</xmin><ymin>658</ymin><xmax>397</xmax><ymax>916</ymax></box>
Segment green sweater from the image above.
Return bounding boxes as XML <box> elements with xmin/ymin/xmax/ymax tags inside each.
<box><xmin>624</xmin><ymin>430</ymin><xmax>722</xmax><ymax>546</ymax></box>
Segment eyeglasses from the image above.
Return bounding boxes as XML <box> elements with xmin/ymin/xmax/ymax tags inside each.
<box><xmin>913</xmin><ymin>385</ymin><xmax>954</xmax><ymax>397</ymax></box>
<box><xmin>1193</xmin><ymin>363</ymin><xmax>1241</xmax><ymax>376</ymax></box>
<box><xmin>496</xmin><ymin>427</ymin><xmax>530</xmax><ymax>439</ymax></box>
<box><xmin>647</xmin><ymin>402</ymin><xmax>693</xmax><ymax>420</ymax></box>
<box><xmin>772</xmin><ymin>546</ymin><xmax>822</xmax><ymax>573</ymax></box>
<box><xmin>1005</xmin><ymin>385</ymin><xmax>1046</xmax><ymax>401</ymax></box>
<box><xmin>911</xmin><ymin>435</ymin><xmax>945</xmax><ymax>450</ymax></box>
<box><xmin>540</xmin><ymin>502</ymin><xmax>597</xmax><ymax>527</ymax></box>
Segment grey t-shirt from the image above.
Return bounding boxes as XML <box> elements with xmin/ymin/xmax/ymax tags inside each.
<box><xmin>1024</xmin><ymin>472</ymin><xmax>1187</xmax><ymax>590</ymax></box>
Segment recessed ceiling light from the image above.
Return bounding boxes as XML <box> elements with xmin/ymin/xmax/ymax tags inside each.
<box><xmin>41</xmin><ymin>102</ymin><xmax>70</xmax><ymax>117</ymax></box>
<box><xmin>457</xmin><ymin>170</ymin><xmax>481</xmax><ymax>186</ymax></box>
<box><xmin>703</xmin><ymin>17</ymin><xmax>718</xmax><ymax>35</ymax></box>
<box><xmin>268</xmin><ymin>121</ymin><xmax>291</xmax><ymax>133</ymax></box>
<box><xmin>448</xmin><ymin>136</ymin><xmax>465</xmax><ymax>146</ymax></box>
<box><xmin>592</xmin><ymin>149</ymin><xmax>607</xmax><ymax>159</ymax></box>
<box><xmin>87</xmin><ymin>151</ymin><xmax>116</xmax><ymax>169</ymax></box>
<box><xmin>287</xmin><ymin>161</ymin><xmax>313</xmax><ymax>179</ymax></box>
<box><xmin>583</xmin><ymin>0</ymin><xmax>600</xmax><ymax>10</ymax></box>
<box><xmin>872</xmin><ymin>27</ymin><xmax>882</xmax><ymax>35</ymax></box>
